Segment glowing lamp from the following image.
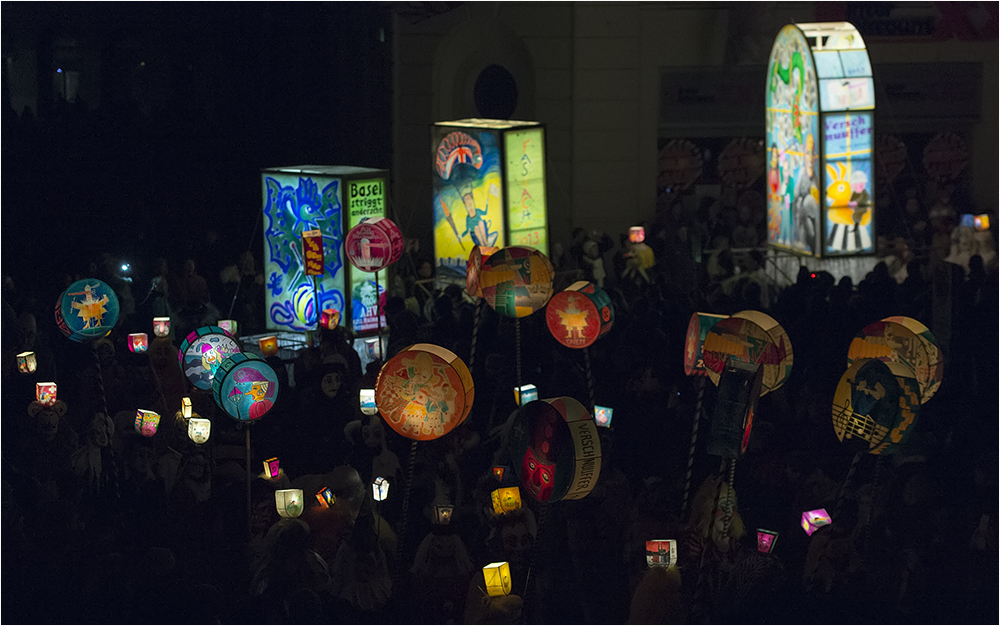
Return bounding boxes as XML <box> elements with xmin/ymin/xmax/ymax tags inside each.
<box><xmin>258</xmin><ymin>336</ymin><xmax>279</xmax><ymax>357</ymax></box>
<box><xmin>373</xmin><ymin>476</ymin><xmax>389</xmax><ymax>502</ymax></box>
<box><xmin>645</xmin><ymin>539</ymin><xmax>678</xmax><ymax>568</ymax></box>
<box><xmin>36</xmin><ymin>382</ymin><xmax>57</xmax><ymax>406</ymax></box>
<box><xmin>434</xmin><ymin>504</ymin><xmax>454</xmax><ymax>525</ymax></box>
<box><xmin>491</xmin><ymin>486</ymin><xmax>522</xmax><ymax>515</ymax></box>
<box><xmin>16</xmin><ymin>352</ymin><xmax>37</xmax><ymax>374</ymax></box>
<box><xmin>483</xmin><ymin>561</ymin><xmax>512</xmax><ymax>597</ymax></box>
<box><xmin>263</xmin><ymin>457</ymin><xmax>280</xmax><ymax>479</ymax></box>
<box><xmin>629</xmin><ymin>226</ymin><xmax>645</xmax><ymax>243</ymax></box>
<box><xmin>480</xmin><ymin>246</ymin><xmax>555</xmax><ymax>318</ymax></box>
<box><xmin>344</xmin><ymin>217</ymin><xmax>404</xmax><ymax>272</ymax></box>
<box><xmin>275</xmin><ymin>489</ymin><xmax>304</xmax><ymax>518</ymax></box>
<box><xmin>182</xmin><ymin>397</ymin><xmax>192</xmax><ymax>419</ymax></box>
<box><xmin>316</xmin><ymin>487</ymin><xmax>336</xmax><ymax>508</ymax></box>
<box><xmin>801</xmin><ymin>508</ymin><xmax>831</xmax><ymax>536</ymax></box>
<box><xmin>514</xmin><ymin>384</ymin><xmax>538</xmax><ymax>406</ymax></box>
<box><xmin>320</xmin><ymin>308</ymin><xmax>341</xmax><ymax>330</ymax></box>
<box><xmin>359</xmin><ymin>388</ymin><xmax>377</xmax><ymax>416</ymax></box>
<box><xmin>594</xmin><ymin>405</ymin><xmax>614</xmax><ymax>428</ymax></box>
<box><xmin>492</xmin><ymin>465</ymin><xmax>509</xmax><ymax>482</ymax></box>
<box><xmin>128</xmin><ymin>333</ymin><xmax>148</xmax><ymax>353</ymax></box>
<box><xmin>545</xmin><ymin>281</ymin><xmax>615</xmax><ymax>349</ymax></box>
<box><xmin>218</xmin><ymin>320</ymin><xmax>238</xmax><ymax>336</ymax></box>
<box><xmin>187</xmin><ymin>418</ymin><xmax>211</xmax><ymax>444</ymax></box>
<box><xmin>134</xmin><ymin>409</ymin><xmax>160</xmax><ymax>437</ymax></box>
<box><xmin>153</xmin><ymin>317</ymin><xmax>170</xmax><ymax>337</ymax></box>
<box><xmin>757</xmin><ymin>529</ymin><xmax>779</xmax><ymax>554</ymax></box>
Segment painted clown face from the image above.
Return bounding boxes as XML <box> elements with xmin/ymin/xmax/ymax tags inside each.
<box><xmin>521</xmin><ymin>408</ymin><xmax>561</xmax><ymax>502</ymax></box>
<box><xmin>522</xmin><ymin>447</ymin><xmax>555</xmax><ymax>502</ymax></box>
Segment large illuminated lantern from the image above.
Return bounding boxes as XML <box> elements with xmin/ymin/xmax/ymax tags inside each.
<box><xmin>261</xmin><ymin>165</ymin><xmax>389</xmax><ymax>335</ymax></box>
<box><xmin>432</xmin><ymin>119</ymin><xmax>549</xmax><ymax>286</ymax></box>
<box><xmin>766</xmin><ymin>22</ymin><xmax>875</xmax><ymax>256</ymax></box>
<box><xmin>213</xmin><ymin>353</ymin><xmax>280</xmax><ymax>422</ymax></box>
<box><xmin>178</xmin><ymin>325</ymin><xmax>242</xmax><ymax>391</ymax></box>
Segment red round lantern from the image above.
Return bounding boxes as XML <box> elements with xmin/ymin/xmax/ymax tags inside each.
<box><xmin>545</xmin><ymin>281</ymin><xmax>614</xmax><ymax>349</ymax></box>
<box><xmin>345</xmin><ymin>217</ymin><xmax>403</xmax><ymax>272</ymax></box>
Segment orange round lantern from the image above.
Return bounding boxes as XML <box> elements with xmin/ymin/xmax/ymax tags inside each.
<box><xmin>702</xmin><ymin>311</ymin><xmax>793</xmax><ymax>395</ymax></box>
<box><xmin>848</xmin><ymin>317</ymin><xmax>943</xmax><ymax>404</ymax></box>
<box><xmin>545</xmin><ymin>281</ymin><xmax>614</xmax><ymax>349</ymax></box>
<box><xmin>375</xmin><ymin>344</ymin><xmax>474</xmax><ymax>440</ymax></box>
<box><xmin>480</xmin><ymin>246</ymin><xmax>554</xmax><ymax>318</ymax></box>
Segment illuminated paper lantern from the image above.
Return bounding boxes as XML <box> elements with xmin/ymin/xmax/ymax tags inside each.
<box><xmin>767</xmin><ymin>22</ymin><xmax>876</xmax><ymax>257</ymax></box>
<box><xmin>134</xmin><ymin>409</ymin><xmax>160</xmax><ymax>437</ymax></box>
<box><xmin>629</xmin><ymin>226</ymin><xmax>645</xmax><ymax>243</ymax></box>
<box><xmin>275</xmin><ymin>489</ymin><xmax>304</xmax><ymax>518</ymax></box>
<box><xmin>178</xmin><ymin>325</ymin><xmax>242</xmax><ymax>391</ymax></box>
<box><xmin>645</xmin><ymin>539</ymin><xmax>677</xmax><ymax>568</ymax></box>
<box><xmin>16</xmin><ymin>352</ymin><xmax>37</xmax><ymax>374</ymax></box>
<box><xmin>316</xmin><ymin>487</ymin><xmax>336</xmax><ymax>508</ymax></box>
<box><xmin>373</xmin><ymin>476</ymin><xmax>389</xmax><ymax>502</ymax></box>
<box><xmin>466</xmin><ymin>245</ymin><xmax>501</xmax><ymax>298</ymax></box>
<box><xmin>757</xmin><ymin>529</ymin><xmax>779</xmax><ymax>554</ymax></box>
<box><xmin>849</xmin><ymin>317</ymin><xmax>943</xmax><ymax>404</ymax></box>
<box><xmin>375</xmin><ymin>344</ymin><xmax>474</xmax><ymax>440</ymax></box>
<box><xmin>360</xmin><ymin>388</ymin><xmax>377</xmax><ymax>416</ymax></box>
<box><xmin>514</xmin><ymin>384</ymin><xmax>538</xmax><ymax>406</ymax></box>
<box><xmin>182</xmin><ymin>397</ymin><xmax>192</xmax><ymax>419</ymax></box>
<box><xmin>703</xmin><ymin>312</ymin><xmax>792</xmax><ymax>395</ymax></box>
<box><xmin>433</xmin><ymin>120</ymin><xmax>550</xmax><ymax>291</ymax></box>
<box><xmin>594</xmin><ymin>405</ymin><xmax>614</xmax><ymax>428</ymax></box>
<box><xmin>213</xmin><ymin>353</ymin><xmax>280</xmax><ymax>422</ymax></box>
<box><xmin>832</xmin><ymin>357</ymin><xmax>920</xmax><ymax>456</ymax></box>
<box><xmin>187</xmin><ymin>418</ymin><xmax>211</xmax><ymax>444</ymax></box>
<box><xmin>480</xmin><ymin>246</ymin><xmax>555</xmax><ymax>318</ymax></box>
<box><xmin>801</xmin><ymin>508</ymin><xmax>831</xmax><ymax>536</ymax></box>
<box><xmin>483</xmin><ymin>561</ymin><xmax>512</xmax><ymax>597</ymax></box>
<box><xmin>492</xmin><ymin>465</ymin><xmax>509</xmax><ymax>482</ymax></box>
<box><xmin>345</xmin><ymin>217</ymin><xmax>404</xmax><ymax>272</ymax></box>
<box><xmin>507</xmin><ymin>396</ymin><xmax>602</xmax><ymax>503</ymax></box>
<box><xmin>684</xmin><ymin>312</ymin><xmax>729</xmax><ymax>376</ymax></box>
<box><xmin>218</xmin><ymin>320</ymin><xmax>238</xmax><ymax>336</ymax></box>
<box><xmin>128</xmin><ymin>333</ymin><xmax>148</xmax><ymax>353</ymax></box>
<box><xmin>320</xmin><ymin>308</ymin><xmax>341</xmax><ymax>330</ymax></box>
<box><xmin>258</xmin><ymin>336</ymin><xmax>279</xmax><ymax>357</ymax></box>
<box><xmin>545</xmin><ymin>281</ymin><xmax>614</xmax><ymax>349</ymax></box>
<box><xmin>707</xmin><ymin>358</ymin><xmax>764</xmax><ymax>459</ymax></box>
<box><xmin>263</xmin><ymin>457</ymin><xmax>281</xmax><ymax>479</ymax></box>
<box><xmin>364</xmin><ymin>338</ymin><xmax>380</xmax><ymax>360</ymax></box>
<box><xmin>36</xmin><ymin>382</ymin><xmax>57</xmax><ymax>407</ymax></box>
<box><xmin>55</xmin><ymin>279</ymin><xmax>120</xmax><ymax>343</ymax></box>
<box><xmin>491</xmin><ymin>486</ymin><xmax>522</xmax><ymax>515</ymax></box>
<box><xmin>153</xmin><ymin>317</ymin><xmax>170</xmax><ymax>337</ymax></box>
<box><xmin>434</xmin><ymin>504</ymin><xmax>455</xmax><ymax>525</ymax></box>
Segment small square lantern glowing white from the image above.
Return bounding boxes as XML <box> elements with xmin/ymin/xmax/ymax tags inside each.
<box><xmin>275</xmin><ymin>489</ymin><xmax>305</xmax><ymax>518</ymax></box>
<box><xmin>263</xmin><ymin>457</ymin><xmax>281</xmax><ymax>479</ymax></box>
<box><xmin>187</xmin><ymin>418</ymin><xmax>211</xmax><ymax>444</ymax></box>
<box><xmin>801</xmin><ymin>508</ymin><xmax>832</xmax><ymax>536</ymax></box>
<box><xmin>483</xmin><ymin>561</ymin><xmax>512</xmax><ymax>596</ymax></box>
<box><xmin>259</xmin><ymin>336</ymin><xmax>279</xmax><ymax>357</ymax></box>
<box><xmin>316</xmin><ymin>487</ymin><xmax>336</xmax><ymax>508</ymax></box>
<box><xmin>153</xmin><ymin>317</ymin><xmax>170</xmax><ymax>337</ymax></box>
<box><xmin>757</xmin><ymin>529</ymin><xmax>779</xmax><ymax>553</ymax></box>
<box><xmin>645</xmin><ymin>539</ymin><xmax>678</xmax><ymax>568</ymax></box>
<box><xmin>36</xmin><ymin>382</ymin><xmax>57</xmax><ymax>406</ymax></box>
<box><xmin>434</xmin><ymin>504</ymin><xmax>454</xmax><ymax>525</ymax></box>
<box><xmin>218</xmin><ymin>320</ymin><xmax>238</xmax><ymax>336</ymax></box>
<box><xmin>360</xmin><ymin>388</ymin><xmax>377</xmax><ymax>416</ymax></box>
<box><xmin>594</xmin><ymin>405</ymin><xmax>614</xmax><ymax>428</ymax></box>
<box><xmin>182</xmin><ymin>397</ymin><xmax>192</xmax><ymax>419</ymax></box>
<box><xmin>514</xmin><ymin>384</ymin><xmax>538</xmax><ymax>406</ymax></box>
<box><xmin>16</xmin><ymin>352</ymin><xmax>37</xmax><ymax>374</ymax></box>
<box><xmin>134</xmin><ymin>409</ymin><xmax>160</xmax><ymax>437</ymax></box>
<box><xmin>373</xmin><ymin>476</ymin><xmax>389</xmax><ymax>502</ymax></box>
<box><xmin>128</xmin><ymin>333</ymin><xmax>148</xmax><ymax>353</ymax></box>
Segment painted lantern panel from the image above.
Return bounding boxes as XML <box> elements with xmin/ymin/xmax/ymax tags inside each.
<box><xmin>213</xmin><ymin>352</ymin><xmax>280</xmax><ymax>422</ymax></box>
<box><xmin>545</xmin><ymin>281</ymin><xmax>614</xmax><ymax>349</ymax></box>
<box><xmin>56</xmin><ymin>279</ymin><xmax>120</xmax><ymax>343</ymax></box>
<box><xmin>178</xmin><ymin>326</ymin><xmax>242</xmax><ymax>391</ymax></box>
<box><xmin>480</xmin><ymin>246</ymin><xmax>555</xmax><ymax>318</ymax></box>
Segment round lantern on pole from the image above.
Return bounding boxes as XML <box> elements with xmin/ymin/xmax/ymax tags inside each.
<box><xmin>178</xmin><ymin>325</ymin><xmax>242</xmax><ymax>391</ymax></box>
<box><xmin>702</xmin><ymin>311</ymin><xmax>793</xmax><ymax>396</ymax></box>
<box><xmin>345</xmin><ymin>217</ymin><xmax>404</xmax><ymax>273</ymax></box>
<box><xmin>55</xmin><ymin>279</ymin><xmax>120</xmax><ymax>343</ymax></box>
<box><xmin>544</xmin><ymin>281</ymin><xmax>614</xmax><ymax>349</ymax></box>
<box><xmin>466</xmin><ymin>245</ymin><xmax>501</xmax><ymax>299</ymax></box>
<box><xmin>848</xmin><ymin>317</ymin><xmax>943</xmax><ymax>404</ymax></box>
<box><xmin>212</xmin><ymin>352</ymin><xmax>280</xmax><ymax>423</ymax></box>
<box><xmin>479</xmin><ymin>246</ymin><xmax>555</xmax><ymax>318</ymax></box>
<box><xmin>832</xmin><ymin>357</ymin><xmax>921</xmax><ymax>456</ymax></box>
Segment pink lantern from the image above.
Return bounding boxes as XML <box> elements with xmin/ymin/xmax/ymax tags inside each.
<box><xmin>218</xmin><ymin>320</ymin><xmax>238</xmax><ymax>336</ymax></box>
<box><xmin>757</xmin><ymin>529</ymin><xmax>778</xmax><ymax>553</ymax></box>
<box><xmin>263</xmin><ymin>457</ymin><xmax>281</xmax><ymax>479</ymax></box>
<box><xmin>320</xmin><ymin>308</ymin><xmax>341</xmax><ymax>330</ymax></box>
<box><xmin>134</xmin><ymin>409</ymin><xmax>160</xmax><ymax>437</ymax></box>
<box><xmin>128</xmin><ymin>333</ymin><xmax>148</xmax><ymax>353</ymax></box>
<box><xmin>36</xmin><ymin>382</ymin><xmax>57</xmax><ymax>406</ymax></box>
<box><xmin>344</xmin><ymin>217</ymin><xmax>403</xmax><ymax>272</ymax></box>
<box><xmin>153</xmin><ymin>317</ymin><xmax>170</xmax><ymax>337</ymax></box>
<box><xmin>801</xmin><ymin>509</ymin><xmax>832</xmax><ymax>536</ymax></box>
<box><xmin>629</xmin><ymin>226</ymin><xmax>645</xmax><ymax>243</ymax></box>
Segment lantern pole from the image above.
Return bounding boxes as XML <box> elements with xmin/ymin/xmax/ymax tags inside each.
<box><xmin>722</xmin><ymin>459</ymin><xmax>737</xmax><ymax>537</ymax></box>
<box><xmin>90</xmin><ymin>342</ymin><xmax>109</xmax><ymax>417</ymax></box>
<box><xmin>681</xmin><ymin>376</ymin><xmax>707</xmax><ymax>515</ymax></box>
<box><xmin>515</xmin><ymin>318</ymin><xmax>522</xmax><ymax>387</ymax></box>
<box><xmin>835</xmin><ymin>450</ymin><xmax>865</xmax><ymax>512</ymax></box>
<box><xmin>374</xmin><ymin>271</ymin><xmax>382</xmax><ymax>360</ymax></box>
<box><xmin>469</xmin><ymin>298</ymin><xmax>484</xmax><ymax>373</ymax></box>
<box><xmin>583</xmin><ymin>347</ymin><xmax>596</xmax><ymax>414</ymax></box>
<box><xmin>312</xmin><ymin>275</ymin><xmax>320</xmax><ymax>334</ymax></box>
<box><xmin>523</xmin><ymin>501</ymin><xmax>548</xmax><ymax>607</ymax></box>
<box><xmin>393</xmin><ymin>439</ymin><xmax>419</xmax><ymax>584</ymax></box>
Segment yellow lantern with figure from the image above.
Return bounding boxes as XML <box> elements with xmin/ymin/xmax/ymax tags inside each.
<box><xmin>259</xmin><ymin>336</ymin><xmax>279</xmax><ymax>357</ymax></box>
<box><xmin>17</xmin><ymin>352</ymin><xmax>37</xmax><ymax>374</ymax></box>
<box><xmin>187</xmin><ymin>418</ymin><xmax>211</xmax><ymax>444</ymax></box>
<box><xmin>483</xmin><ymin>561</ymin><xmax>512</xmax><ymax>596</ymax></box>
<box><xmin>491</xmin><ymin>486</ymin><xmax>522</xmax><ymax>515</ymax></box>
<box><xmin>275</xmin><ymin>489</ymin><xmax>304</xmax><ymax>518</ymax></box>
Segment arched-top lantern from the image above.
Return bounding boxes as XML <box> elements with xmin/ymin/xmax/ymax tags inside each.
<box><xmin>767</xmin><ymin>22</ymin><xmax>875</xmax><ymax>257</ymax></box>
<box><xmin>213</xmin><ymin>352</ymin><xmax>280</xmax><ymax>422</ymax></box>
<box><xmin>545</xmin><ymin>281</ymin><xmax>614</xmax><ymax>349</ymax></box>
<box><xmin>178</xmin><ymin>325</ymin><xmax>242</xmax><ymax>391</ymax></box>
<box><xmin>55</xmin><ymin>279</ymin><xmax>120</xmax><ymax>343</ymax></box>
<box><xmin>375</xmin><ymin>344</ymin><xmax>474</xmax><ymax>440</ymax></box>
<box><xmin>480</xmin><ymin>246</ymin><xmax>555</xmax><ymax>318</ymax></box>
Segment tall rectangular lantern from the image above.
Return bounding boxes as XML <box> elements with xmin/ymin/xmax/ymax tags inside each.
<box><xmin>261</xmin><ymin>165</ymin><xmax>389</xmax><ymax>335</ymax></box>
<box><xmin>766</xmin><ymin>22</ymin><xmax>875</xmax><ymax>257</ymax></box>
<box><xmin>431</xmin><ymin>119</ymin><xmax>549</xmax><ymax>287</ymax></box>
